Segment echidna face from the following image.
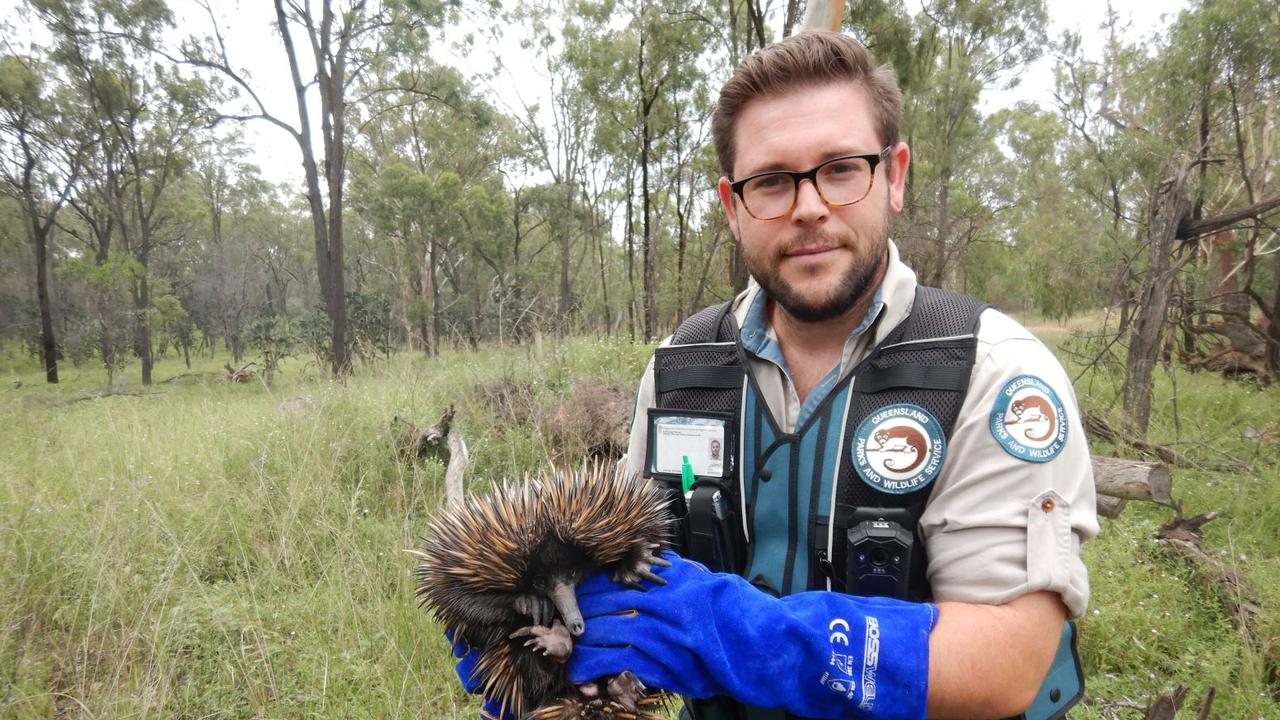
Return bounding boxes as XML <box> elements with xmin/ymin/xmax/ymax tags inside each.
<box><xmin>522</xmin><ymin>537</ymin><xmax>595</xmax><ymax>636</ymax></box>
<box><xmin>525</xmin><ymin>538</ymin><xmax>593</xmax><ymax>592</ymax></box>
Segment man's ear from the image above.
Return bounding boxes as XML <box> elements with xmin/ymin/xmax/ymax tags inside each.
<box><xmin>718</xmin><ymin>177</ymin><xmax>741</xmax><ymax>241</ymax></box>
<box><xmin>886</xmin><ymin>142</ymin><xmax>910</xmax><ymax>214</ymax></box>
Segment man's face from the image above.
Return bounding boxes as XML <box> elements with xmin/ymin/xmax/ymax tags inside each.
<box><xmin>717</xmin><ymin>82</ymin><xmax>910</xmax><ymax>322</ymax></box>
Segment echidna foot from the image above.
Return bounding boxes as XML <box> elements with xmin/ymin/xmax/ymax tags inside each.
<box><xmin>607</xmin><ymin>671</ymin><xmax>646</xmax><ymax>712</ymax></box>
<box><xmin>514</xmin><ymin>593</ymin><xmax>554</xmax><ymax>626</ymax></box>
<box><xmin>576</xmin><ymin>681</ymin><xmax>600</xmax><ymax>700</ymax></box>
<box><xmin>612</xmin><ymin>543</ymin><xmax>671</xmax><ymax>589</ymax></box>
<box><xmin>509</xmin><ymin>619</ymin><xmax>573</xmax><ymax>661</ymax></box>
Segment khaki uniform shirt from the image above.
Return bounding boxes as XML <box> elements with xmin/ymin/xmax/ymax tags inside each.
<box><xmin>624</xmin><ymin>241</ymin><xmax>1099</xmax><ymax>618</ymax></box>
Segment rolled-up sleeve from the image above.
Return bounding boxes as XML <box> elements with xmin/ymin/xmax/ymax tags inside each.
<box><xmin>919</xmin><ymin>311</ymin><xmax>1099</xmax><ymax>618</ymax></box>
<box><xmin>622</xmin><ymin>355</ymin><xmax>658</xmax><ymax>481</ymax></box>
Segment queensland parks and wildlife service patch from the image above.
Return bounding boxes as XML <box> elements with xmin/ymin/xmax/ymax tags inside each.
<box><xmin>852</xmin><ymin>403</ymin><xmax>946</xmax><ymax>494</ymax></box>
<box><xmin>990</xmin><ymin>375</ymin><xmax>1069</xmax><ymax>462</ymax></box>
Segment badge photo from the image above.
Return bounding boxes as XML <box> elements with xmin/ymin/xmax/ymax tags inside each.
<box><xmin>851</xmin><ymin>403</ymin><xmax>946</xmax><ymax>494</ymax></box>
<box><xmin>990</xmin><ymin>375</ymin><xmax>1069</xmax><ymax>462</ymax></box>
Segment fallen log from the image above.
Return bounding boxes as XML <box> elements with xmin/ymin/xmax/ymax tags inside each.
<box><xmin>53</xmin><ymin>389</ymin><xmax>164</xmax><ymax>406</ymax></box>
<box><xmin>1092</xmin><ymin>456</ymin><xmax>1173</xmax><ymax>505</ymax></box>
<box><xmin>1183</xmin><ymin>346</ymin><xmax>1270</xmax><ymax>384</ymax></box>
<box><xmin>1095</xmin><ymin>494</ymin><xmax>1128</xmax><ymax>519</ymax></box>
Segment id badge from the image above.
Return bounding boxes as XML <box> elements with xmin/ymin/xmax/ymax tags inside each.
<box><xmin>646</xmin><ymin>409</ymin><xmax>733</xmax><ymax>481</ymax></box>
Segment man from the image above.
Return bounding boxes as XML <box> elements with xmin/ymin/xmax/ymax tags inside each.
<box><xmin>564</xmin><ymin>31</ymin><xmax>1099</xmax><ymax>720</ymax></box>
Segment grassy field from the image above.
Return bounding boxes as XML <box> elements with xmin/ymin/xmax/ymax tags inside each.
<box><xmin>1</xmin><ymin>327</ymin><xmax>1277</xmax><ymax>719</ymax></box>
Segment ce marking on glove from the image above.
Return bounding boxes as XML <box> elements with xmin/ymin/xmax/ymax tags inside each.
<box><xmin>828</xmin><ymin>618</ymin><xmax>850</xmax><ymax>646</ymax></box>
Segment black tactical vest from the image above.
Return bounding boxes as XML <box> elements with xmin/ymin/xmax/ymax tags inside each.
<box><xmin>653</xmin><ymin>285</ymin><xmax>986</xmax><ymax>589</ymax></box>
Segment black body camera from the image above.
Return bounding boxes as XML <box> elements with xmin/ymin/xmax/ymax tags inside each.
<box><xmin>844</xmin><ymin>507</ymin><xmax>916</xmax><ymax>599</ymax></box>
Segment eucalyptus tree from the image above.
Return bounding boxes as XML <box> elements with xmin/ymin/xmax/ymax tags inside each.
<box><xmin>556</xmin><ymin>0</ymin><xmax>717</xmax><ymax>340</ymax></box>
<box><xmin>978</xmin><ymin>104</ymin><xmax>1112</xmax><ymax>318</ymax></box>
<box><xmin>1117</xmin><ymin>0</ymin><xmax>1280</xmax><ymax>431</ymax></box>
<box><xmin>497</xmin><ymin>2</ymin><xmax>602</xmax><ymax>337</ymax></box>
<box><xmin>350</xmin><ymin>53</ymin><xmax>511</xmax><ymax>351</ymax></box>
<box><xmin>1050</xmin><ymin>0</ymin><xmax>1280</xmax><ymax>433</ymax></box>
<box><xmin>32</xmin><ymin>0</ymin><xmax>212</xmax><ymax>385</ymax></box>
<box><xmin>1162</xmin><ymin>0</ymin><xmax>1280</xmax><ymax>376</ymax></box>
<box><xmin>896</xmin><ymin>0</ymin><xmax>1048</xmax><ymax>288</ymax></box>
<box><xmin>188</xmin><ymin>143</ymin><xmax>291</xmax><ymax>363</ymax></box>
<box><xmin>0</xmin><ymin>51</ymin><xmax>90</xmax><ymax>383</ymax></box>
<box><xmin>183</xmin><ymin>0</ymin><xmax>459</xmax><ymax>374</ymax></box>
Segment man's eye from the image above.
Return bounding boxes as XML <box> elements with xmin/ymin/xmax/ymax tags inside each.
<box><xmin>749</xmin><ymin>174</ymin><xmax>790</xmax><ymax>192</ymax></box>
<box><xmin>824</xmin><ymin>160</ymin><xmax>864</xmax><ymax>177</ymax></box>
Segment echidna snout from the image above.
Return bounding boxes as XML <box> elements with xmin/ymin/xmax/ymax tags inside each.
<box><xmin>548</xmin><ymin>580</ymin><xmax>586</xmax><ymax>636</ymax></box>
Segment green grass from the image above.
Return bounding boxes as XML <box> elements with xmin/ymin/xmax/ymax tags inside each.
<box><xmin>1</xmin><ymin>329</ymin><xmax>1277</xmax><ymax>718</ymax></box>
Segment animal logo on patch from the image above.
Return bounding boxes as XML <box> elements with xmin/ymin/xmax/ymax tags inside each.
<box><xmin>990</xmin><ymin>375</ymin><xmax>1069</xmax><ymax>463</ymax></box>
<box><xmin>1007</xmin><ymin>396</ymin><xmax>1056</xmax><ymax>442</ymax></box>
<box><xmin>872</xmin><ymin>426</ymin><xmax>927</xmax><ymax>472</ymax></box>
<box><xmin>852</xmin><ymin>404</ymin><xmax>946</xmax><ymax>494</ymax></box>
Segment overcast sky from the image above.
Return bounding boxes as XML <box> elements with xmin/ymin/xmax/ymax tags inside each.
<box><xmin>2</xmin><ymin>0</ymin><xmax>1188</xmax><ymax>188</ymax></box>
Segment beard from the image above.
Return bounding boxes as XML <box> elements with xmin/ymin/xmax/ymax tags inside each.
<box><xmin>743</xmin><ymin>215</ymin><xmax>890</xmax><ymax>323</ymax></box>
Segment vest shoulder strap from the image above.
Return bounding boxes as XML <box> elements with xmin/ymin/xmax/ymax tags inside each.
<box><xmin>853</xmin><ymin>286</ymin><xmax>989</xmax><ymax>396</ymax></box>
<box><xmin>654</xmin><ymin>300</ymin><xmax>744</xmax><ymax>413</ymax></box>
<box><xmin>670</xmin><ymin>299</ymin><xmax>737</xmax><ymax>345</ymax></box>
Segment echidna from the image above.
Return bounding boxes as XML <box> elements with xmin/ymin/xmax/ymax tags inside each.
<box><xmin>414</xmin><ymin>462</ymin><xmax>675</xmax><ymax>719</ymax></box>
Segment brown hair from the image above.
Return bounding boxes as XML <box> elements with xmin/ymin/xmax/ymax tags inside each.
<box><xmin>711</xmin><ymin>31</ymin><xmax>902</xmax><ymax>177</ymax></box>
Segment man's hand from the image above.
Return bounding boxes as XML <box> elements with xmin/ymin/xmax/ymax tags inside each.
<box><xmin>568</xmin><ymin>551</ymin><xmax>937</xmax><ymax>720</ymax></box>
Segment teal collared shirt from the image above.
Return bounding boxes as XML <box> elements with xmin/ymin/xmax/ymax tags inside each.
<box><xmin>737</xmin><ymin>289</ymin><xmax>884</xmax><ymax>427</ymax></box>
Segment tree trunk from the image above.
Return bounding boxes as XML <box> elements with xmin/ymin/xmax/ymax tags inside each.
<box><xmin>675</xmin><ymin>156</ymin><xmax>687</xmax><ymax>319</ymax></box>
<box><xmin>639</xmin><ymin>41</ymin><xmax>656</xmax><ymax>341</ymax></box>
<box><xmin>1123</xmin><ymin>164</ymin><xmax>1194</xmax><ymax>436</ymax></box>
<box><xmin>1267</xmin><ymin>252</ymin><xmax>1280</xmax><ymax>375</ymax></box>
<box><xmin>560</xmin><ymin>183</ymin><xmax>573</xmax><ymax>337</ymax></box>
<box><xmin>625</xmin><ymin>161</ymin><xmax>637</xmax><ymax>342</ymax></box>
<box><xmin>428</xmin><ymin>243</ymin><xmax>441</xmax><ymax>356</ymax></box>
<box><xmin>275</xmin><ymin>0</ymin><xmax>347</xmax><ymax>375</ymax></box>
<box><xmin>930</xmin><ymin>163</ymin><xmax>952</xmax><ymax>288</ymax></box>
<box><xmin>29</xmin><ymin>215</ymin><xmax>58</xmax><ymax>383</ymax></box>
<box><xmin>133</xmin><ymin>271</ymin><xmax>153</xmax><ymax>386</ymax></box>
<box><xmin>593</xmin><ymin>192</ymin><xmax>612</xmax><ymax>336</ymax></box>
<box><xmin>325</xmin><ymin>102</ymin><xmax>350</xmax><ymax>374</ymax></box>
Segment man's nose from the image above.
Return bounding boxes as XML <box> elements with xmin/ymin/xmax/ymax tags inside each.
<box><xmin>790</xmin><ymin>179</ymin><xmax>829</xmax><ymax>224</ymax></box>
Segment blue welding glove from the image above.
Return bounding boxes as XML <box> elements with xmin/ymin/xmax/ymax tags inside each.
<box><xmin>567</xmin><ymin>551</ymin><xmax>937</xmax><ymax>720</ymax></box>
<box><xmin>445</xmin><ymin>630</ymin><xmax>515</xmax><ymax>720</ymax></box>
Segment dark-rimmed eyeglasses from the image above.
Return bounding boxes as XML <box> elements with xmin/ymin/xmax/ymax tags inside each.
<box><xmin>729</xmin><ymin>147</ymin><xmax>891</xmax><ymax>220</ymax></box>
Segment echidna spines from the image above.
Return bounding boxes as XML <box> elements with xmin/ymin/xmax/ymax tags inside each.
<box><xmin>415</xmin><ymin>461</ymin><xmax>674</xmax><ymax>720</ymax></box>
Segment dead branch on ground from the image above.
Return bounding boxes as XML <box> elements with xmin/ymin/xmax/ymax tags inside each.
<box><xmin>224</xmin><ymin>362</ymin><xmax>255</xmax><ymax>383</ymax></box>
<box><xmin>395</xmin><ymin>405</ymin><xmax>468</xmax><ymax>508</ymax></box>
<box><xmin>1085</xmin><ymin>412</ymin><xmax>1249</xmax><ymax>473</ymax></box>
<box><xmin>1157</xmin><ymin>512</ymin><xmax>1261</xmax><ymax>633</ymax></box>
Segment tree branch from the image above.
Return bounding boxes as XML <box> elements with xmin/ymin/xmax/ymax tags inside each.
<box><xmin>1176</xmin><ymin>194</ymin><xmax>1280</xmax><ymax>240</ymax></box>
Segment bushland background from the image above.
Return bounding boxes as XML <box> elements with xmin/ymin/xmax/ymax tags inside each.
<box><xmin>1</xmin><ymin>0</ymin><xmax>1278</xmax><ymax>717</ymax></box>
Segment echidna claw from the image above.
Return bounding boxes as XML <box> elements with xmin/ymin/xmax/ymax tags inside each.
<box><xmin>612</xmin><ymin>543</ymin><xmax>672</xmax><ymax>588</ymax></box>
<box><xmin>608</xmin><ymin>670</ymin><xmax>647</xmax><ymax>712</ymax></box>
<box><xmin>639</xmin><ymin>569</ymin><xmax>666</xmax><ymax>585</ymax></box>
<box><xmin>514</xmin><ymin>593</ymin><xmax>553</xmax><ymax>626</ymax></box>
<box><xmin>509</xmin><ymin>619</ymin><xmax>573</xmax><ymax>661</ymax></box>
